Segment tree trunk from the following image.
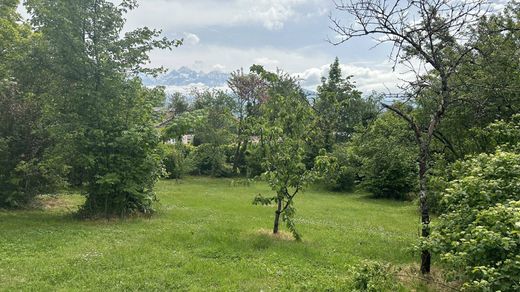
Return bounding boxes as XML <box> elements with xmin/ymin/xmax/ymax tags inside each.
<box><xmin>232</xmin><ymin>140</ymin><xmax>242</xmax><ymax>173</ymax></box>
<box><xmin>324</xmin><ymin>128</ymin><xmax>333</xmax><ymax>152</ymax></box>
<box><xmin>233</xmin><ymin>139</ymin><xmax>249</xmax><ymax>174</ymax></box>
<box><xmin>233</xmin><ymin>116</ymin><xmax>245</xmax><ymax>173</ymax></box>
<box><xmin>418</xmin><ymin>145</ymin><xmax>431</xmax><ymax>274</ymax></box>
<box><xmin>273</xmin><ymin>198</ymin><xmax>282</xmax><ymax>234</ymax></box>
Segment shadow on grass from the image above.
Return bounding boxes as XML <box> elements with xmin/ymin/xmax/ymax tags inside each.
<box><xmin>352</xmin><ymin>194</ymin><xmax>417</xmax><ymax>209</ymax></box>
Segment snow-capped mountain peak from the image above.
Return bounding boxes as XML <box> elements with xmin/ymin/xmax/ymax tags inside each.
<box><xmin>142</xmin><ymin>67</ymin><xmax>230</xmax><ymax>88</ymax></box>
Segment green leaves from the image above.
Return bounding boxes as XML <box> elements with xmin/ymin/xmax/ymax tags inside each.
<box><xmin>349</xmin><ymin>261</ymin><xmax>403</xmax><ymax>292</ymax></box>
<box><xmin>18</xmin><ymin>0</ymin><xmax>177</xmax><ymax>217</ymax></box>
<box><xmin>164</xmin><ymin>109</ymin><xmax>206</xmax><ymax>140</ymax></box>
<box><xmin>253</xmin><ymin>69</ymin><xmax>315</xmax><ymax>240</ymax></box>
<box><xmin>350</xmin><ymin>113</ymin><xmax>418</xmax><ymax>199</ymax></box>
<box><xmin>252</xmin><ymin>194</ymin><xmax>276</xmax><ymax>206</ymax></box>
<box><xmin>314</xmin><ymin>146</ymin><xmax>356</xmax><ymax>192</ymax></box>
<box><xmin>313</xmin><ymin>57</ymin><xmax>369</xmax><ymax>150</ymax></box>
<box><xmin>0</xmin><ymin>11</ymin><xmax>61</xmax><ymax>207</ymax></box>
<box><xmin>427</xmin><ymin>150</ymin><xmax>520</xmax><ymax>290</ymax></box>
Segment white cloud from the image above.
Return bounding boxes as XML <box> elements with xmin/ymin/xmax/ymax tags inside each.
<box><xmin>17</xmin><ymin>0</ymin><xmax>415</xmax><ymax>93</ymax></box>
<box><xmin>254</xmin><ymin>57</ymin><xmax>280</xmax><ymax>67</ymax></box>
<box><xmin>118</xmin><ymin>0</ymin><xmax>412</xmax><ymax>93</ymax></box>
<box><xmin>294</xmin><ymin>62</ymin><xmax>414</xmax><ymax>93</ymax></box>
<box><xmin>148</xmin><ymin>43</ymin><xmax>330</xmax><ymax>73</ymax></box>
<box><xmin>294</xmin><ymin>67</ymin><xmax>324</xmax><ymax>86</ymax></box>
<box><xmin>183</xmin><ymin>33</ymin><xmax>200</xmax><ymax>46</ymax></box>
<box><xmin>124</xmin><ymin>0</ymin><xmax>328</xmax><ymax>31</ymax></box>
<box><xmin>212</xmin><ymin>64</ymin><xmax>227</xmax><ymax>72</ymax></box>
<box><xmin>489</xmin><ymin>0</ymin><xmax>509</xmax><ymax>12</ymax></box>
<box><xmin>147</xmin><ymin>41</ymin><xmax>412</xmax><ymax>93</ymax></box>
<box><xmin>118</xmin><ymin>0</ymin><xmax>411</xmax><ymax>92</ymax></box>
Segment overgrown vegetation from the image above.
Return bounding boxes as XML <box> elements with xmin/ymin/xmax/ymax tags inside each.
<box><xmin>0</xmin><ymin>0</ymin><xmax>62</xmax><ymax>208</ymax></box>
<box><xmin>350</xmin><ymin>113</ymin><xmax>418</xmax><ymax>200</ymax></box>
<box><xmin>349</xmin><ymin>261</ymin><xmax>404</xmax><ymax>292</ymax></box>
<box><xmin>425</xmin><ymin>117</ymin><xmax>520</xmax><ymax>290</ymax></box>
<box><xmin>0</xmin><ymin>0</ymin><xmax>181</xmax><ymax>216</ymax></box>
<box><xmin>1</xmin><ymin>0</ymin><xmax>519</xmax><ymax>289</ymax></box>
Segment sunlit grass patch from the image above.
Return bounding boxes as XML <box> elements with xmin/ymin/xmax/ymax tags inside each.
<box><xmin>255</xmin><ymin>228</ymin><xmax>295</xmax><ymax>241</ymax></box>
<box><xmin>0</xmin><ymin>177</ymin><xmax>428</xmax><ymax>291</ymax></box>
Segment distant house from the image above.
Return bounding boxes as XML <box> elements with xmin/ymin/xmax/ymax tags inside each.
<box><xmin>182</xmin><ymin>134</ymin><xmax>195</xmax><ymax>145</ymax></box>
<box><xmin>166</xmin><ymin>134</ymin><xmax>194</xmax><ymax>145</ymax></box>
<box><xmin>249</xmin><ymin>136</ymin><xmax>261</xmax><ymax>144</ymax></box>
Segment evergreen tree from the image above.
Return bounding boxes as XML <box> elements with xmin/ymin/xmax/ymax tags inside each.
<box><xmin>314</xmin><ymin>58</ymin><xmax>371</xmax><ymax>152</ymax></box>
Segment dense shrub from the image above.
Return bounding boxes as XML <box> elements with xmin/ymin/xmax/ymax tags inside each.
<box><xmin>188</xmin><ymin>144</ymin><xmax>232</xmax><ymax>177</ymax></box>
<box><xmin>0</xmin><ymin>81</ymin><xmax>64</xmax><ymax>208</ymax></box>
<box><xmin>161</xmin><ymin>143</ymin><xmax>193</xmax><ymax>179</ymax></box>
<box><xmin>78</xmin><ymin>118</ymin><xmax>164</xmax><ymax>217</ymax></box>
<box><xmin>479</xmin><ymin>114</ymin><xmax>520</xmax><ymax>153</ymax></box>
<box><xmin>221</xmin><ymin>143</ymin><xmax>237</xmax><ymax>166</ymax></box>
<box><xmin>349</xmin><ymin>261</ymin><xmax>403</xmax><ymax>291</ymax></box>
<box><xmin>244</xmin><ymin>144</ymin><xmax>265</xmax><ymax>178</ymax></box>
<box><xmin>314</xmin><ymin>145</ymin><xmax>357</xmax><ymax>192</ymax></box>
<box><xmin>428</xmin><ymin>116</ymin><xmax>520</xmax><ymax>214</ymax></box>
<box><xmin>351</xmin><ymin>113</ymin><xmax>417</xmax><ymax>199</ymax></box>
<box><xmin>425</xmin><ymin>153</ymin><xmax>451</xmax><ymax>215</ymax></box>
<box><xmin>0</xmin><ymin>6</ymin><xmax>63</xmax><ymax>208</ymax></box>
<box><xmin>427</xmin><ymin>150</ymin><xmax>520</xmax><ymax>291</ymax></box>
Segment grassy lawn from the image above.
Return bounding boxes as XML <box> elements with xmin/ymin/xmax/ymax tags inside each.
<box><xmin>0</xmin><ymin>177</ymin><xmax>422</xmax><ymax>291</ymax></box>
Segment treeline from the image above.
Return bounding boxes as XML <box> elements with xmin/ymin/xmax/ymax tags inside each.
<box><xmin>160</xmin><ymin>61</ymin><xmax>378</xmax><ymax>183</ymax></box>
<box><xmin>162</xmin><ymin>32</ymin><xmax>520</xmax><ymax>203</ymax></box>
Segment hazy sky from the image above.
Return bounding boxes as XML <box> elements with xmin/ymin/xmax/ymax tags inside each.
<box><xmin>120</xmin><ymin>0</ymin><xmax>414</xmax><ymax>92</ymax></box>
<box><xmin>20</xmin><ymin>0</ymin><xmax>508</xmax><ymax>93</ymax></box>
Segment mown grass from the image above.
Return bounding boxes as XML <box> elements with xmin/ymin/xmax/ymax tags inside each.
<box><xmin>0</xmin><ymin>177</ymin><xmax>425</xmax><ymax>291</ymax></box>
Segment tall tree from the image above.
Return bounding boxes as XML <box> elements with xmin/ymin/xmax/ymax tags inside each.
<box><xmin>332</xmin><ymin>0</ymin><xmax>487</xmax><ymax>273</ymax></box>
<box><xmin>228</xmin><ymin>69</ymin><xmax>269</xmax><ymax>174</ymax></box>
<box><xmin>314</xmin><ymin>57</ymin><xmax>363</xmax><ymax>151</ymax></box>
<box><xmin>0</xmin><ymin>0</ymin><xmax>61</xmax><ymax>207</ymax></box>
<box><xmin>25</xmin><ymin>0</ymin><xmax>181</xmax><ymax>217</ymax></box>
<box><xmin>432</xmin><ymin>2</ymin><xmax>520</xmax><ymax>159</ymax></box>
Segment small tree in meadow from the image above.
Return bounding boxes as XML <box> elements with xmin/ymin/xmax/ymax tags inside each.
<box><xmin>252</xmin><ymin>67</ymin><xmax>314</xmax><ymax>241</ymax></box>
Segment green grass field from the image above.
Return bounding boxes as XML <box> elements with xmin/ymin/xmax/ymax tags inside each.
<box><xmin>0</xmin><ymin>177</ymin><xmax>423</xmax><ymax>291</ymax></box>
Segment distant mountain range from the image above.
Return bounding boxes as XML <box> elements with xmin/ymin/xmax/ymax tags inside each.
<box><xmin>141</xmin><ymin>67</ymin><xmax>230</xmax><ymax>88</ymax></box>
<box><xmin>142</xmin><ymin>67</ymin><xmax>317</xmax><ymax>100</ymax></box>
